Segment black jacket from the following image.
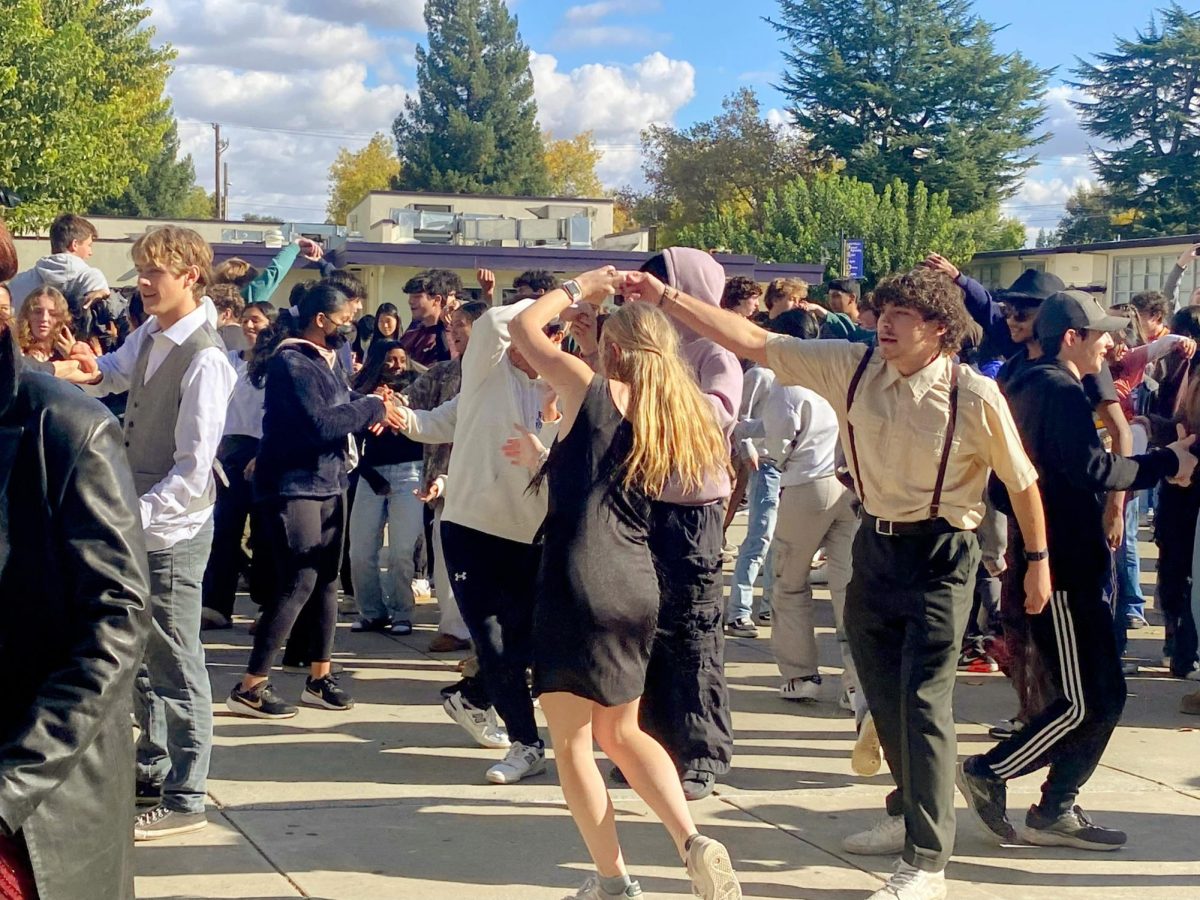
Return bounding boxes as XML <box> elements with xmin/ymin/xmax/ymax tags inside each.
<box><xmin>255</xmin><ymin>341</ymin><xmax>387</xmax><ymax>501</ymax></box>
<box><xmin>1005</xmin><ymin>359</ymin><xmax>1178</xmax><ymax>589</ymax></box>
<box><xmin>0</xmin><ymin>332</ymin><xmax>151</xmax><ymax>900</ymax></box>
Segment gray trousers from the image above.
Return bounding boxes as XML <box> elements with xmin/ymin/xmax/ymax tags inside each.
<box><xmin>846</xmin><ymin>524</ymin><xmax>979</xmax><ymax>873</ymax></box>
<box><xmin>770</xmin><ymin>476</ymin><xmax>859</xmax><ymax>692</ymax></box>
<box><xmin>135</xmin><ymin>519</ymin><xmax>215</xmax><ymax>814</ymax></box>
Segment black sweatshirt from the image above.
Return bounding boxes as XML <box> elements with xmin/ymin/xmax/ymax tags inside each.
<box><xmin>1004</xmin><ymin>359</ymin><xmax>1179</xmax><ymax>590</ymax></box>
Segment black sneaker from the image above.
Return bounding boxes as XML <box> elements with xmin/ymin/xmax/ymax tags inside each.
<box><xmin>755</xmin><ymin>610</ymin><xmax>772</xmax><ymax>624</ymax></box>
<box><xmin>226</xmin><ymin>681</ymin><xmax>298</xmax><ymax>719</ymax></box>
<box><xmin>1023</xmin><ymin>805</ymin><xmax>1126</xmax><ymax>851</ymax></box>
<box><xmin>956</xmin><ymin>756</ymin><xmax>1015</xmax><ymax>843</ymax></box>
<box><xmin>135</xmin><ymin>781</ymin><xmax>162</xmax><ymax>808</ymax></box>
<box><xmin>134</xmin><ymin>805</ymin><xmax>207</xmax><ymax>841</ymax></box>
<box><xmin>302</xmin><ymin>674</ymin><xmax>354</xmax><ymax>710</ymax></box>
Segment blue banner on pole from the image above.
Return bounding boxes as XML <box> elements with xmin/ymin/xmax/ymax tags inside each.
<box><xmin>845</xmin><ymin>239</ymin><xmax>865</xmax><ymax>279</ymax></box>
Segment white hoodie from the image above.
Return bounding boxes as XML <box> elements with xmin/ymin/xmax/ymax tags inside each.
<box><xmin>6</xmin><ymin>253</ymin><xmax>109</xmax><ymax>306</ymax></box>
<box><xmin>401</xmin><ymin>299</ymin><xmax>558</xmax><ymax>545</ymax></box>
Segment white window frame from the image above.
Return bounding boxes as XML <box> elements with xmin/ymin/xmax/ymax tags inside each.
<box><xmin>1112</xmin><ymin>253</ymin><xmax>1200</xmax><ymax>305</ymax></box>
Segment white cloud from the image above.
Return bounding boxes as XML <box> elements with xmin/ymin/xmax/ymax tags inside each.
<box><xmin>285</xmin><ymin>0</ymin><xmax>426</xmax><ymax>31</ymax></box>
<box><xmin>531</xmin><ymin>51</ymin><xmax>696</xmax><ymax>186</ymax></box>
<box><xmin>564</xmin><ymin>0</ymin><xmax>659</xmax><ymax>25</ymax></box>
<box><xmin>555</xmin><ymin>25</ymin><xmax>665</xmax><ymax>48</ymax></box>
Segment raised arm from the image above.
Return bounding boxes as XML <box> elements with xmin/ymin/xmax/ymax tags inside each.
<box><xmin>510</xmin><ymin>267</ymin><xmax>619</xmax><ymax>415</ymax></box>
<box><xmin>621</xmin><ymin>270</ymin><xmax>770</xmax><ymax>365</ymax></box>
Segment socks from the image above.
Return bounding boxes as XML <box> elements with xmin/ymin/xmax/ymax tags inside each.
<box><xmin>599</xmin><ymin>873</ymin><xmax>637</xmax><ymax>896</ymax></box>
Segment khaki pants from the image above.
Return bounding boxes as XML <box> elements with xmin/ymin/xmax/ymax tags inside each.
<box><xmin>770</xmin><ymin>475</ymin><xmax>859</xmax><ymax>686</ymax></box>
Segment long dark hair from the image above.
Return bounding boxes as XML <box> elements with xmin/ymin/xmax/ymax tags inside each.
<box><xmin>248</xmin><ymin>282</ymin><xmax>350</xmax><ymax>387</ymax></box>
<box><xmin>354</xmin><ymin>339</ymin><xmax>414</xmax><ymax>393</ymax></box>
<box><xmin>373</xmin><ymin>302</ymin><xmax>402</xmax><ymax>340</ymax></box>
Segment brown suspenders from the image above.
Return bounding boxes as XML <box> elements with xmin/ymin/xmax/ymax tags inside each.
<box><xmin>844</xmin><ymin>348</ymin><xmax>960</xmax><ymax>521</ymax></box>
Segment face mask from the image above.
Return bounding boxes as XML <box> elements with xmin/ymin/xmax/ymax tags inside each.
<box><xmin>325</xmin><ymin>322</ymin><xmax>356</xmax><ymax>348</ymax></box>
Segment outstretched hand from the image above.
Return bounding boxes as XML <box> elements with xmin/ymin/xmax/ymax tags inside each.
<box><xmin>501</xmin><ymin>423</ymin><xmax>548</xmax><ymax>472</ymax></box>
<box><xmin>1168</xmin><ymin>426</ymin><xmax>1198</xmax><ymax>486</ymax></box>
<box><xmin>619</xmin><ymin>270</ymin><xmax>666</xmax><ymax>305</ymax></box>
<box><xmin>924</xmin><ymin>253</ymin><xmax>961</xmax><ymax>281</ymax></box>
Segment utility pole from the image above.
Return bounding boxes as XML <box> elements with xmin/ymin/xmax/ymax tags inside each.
<box><xmin>212</xmin><ymin>123</ymin><xmax>229</xmax><ymax>219</ymax></box>
<box><xmin>222</xmin><ymin>162</ymin><xmax>230</xmax><ymax>221</ymax></box>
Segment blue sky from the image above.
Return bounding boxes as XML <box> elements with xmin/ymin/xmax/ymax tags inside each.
<box><xmin>148</xmin><ymin>0</ymin><xmax>1167</xmax><ymax>240</ymax></box>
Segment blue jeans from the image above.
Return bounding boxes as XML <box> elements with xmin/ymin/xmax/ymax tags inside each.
<box><xmin>349</xmin><ymin>461</ymin><xmax>424</xmax><ymax>622</ymax></box>
<box><xmin>1114</xmin><ymin>496</ymin><xmax>1146</xmax><ymax>652</ymax></box>
<box><xmin>135</xmin><ymin>518</ymin><xmax>214</xmax><ymax>814</ymax></box>
<box><xmin>727</xmin><ymin>462</ymin><xmax>781</xmax><ymax>621</ymax></box>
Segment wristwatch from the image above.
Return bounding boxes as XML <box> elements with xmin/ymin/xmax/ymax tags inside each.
<box><xmin>1023</xmin><ymin>549</ymin><xmax>1049</xmax><ymax>562</ymax></box>
<box><xmin>562</xmin><ymin>279</ymin><xmax>583</xmax><ymax>303</ymax></box>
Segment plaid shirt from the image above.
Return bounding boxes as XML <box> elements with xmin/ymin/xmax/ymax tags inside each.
<box><xmin>405</xmin><ymin>358</ymin><xmax>462</xmax><ymax>492</ymax></box>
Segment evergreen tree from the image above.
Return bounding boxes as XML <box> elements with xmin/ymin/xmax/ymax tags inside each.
<box><xmin>91</xmin><ymin>120</ymin><xmax>209</xmax><ymax>219</ymax></box>
<box><xmin>1070</xmin><ymin>3</ymin><xmax>1200</xmax><ymax>236</ymax></box>
<box><xmin>768</xmin><ymin>0</ymin><xmax>1050</xmax><ymax>215</ymax></box>
<box><xmin>393</xmin><ymin>0</ymin><xmax>549</xmax><ymax>195</ymax></box>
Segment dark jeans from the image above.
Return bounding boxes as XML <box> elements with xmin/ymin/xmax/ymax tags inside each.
<box><xmin>982</xmin><ymin>586</ymin><xmax>1126</xmax><ymax>816</ymax></box>
<box><xmin>202</xmin><ymin>436</ymin><xmax>271</xmax><ymax>618</ymax></box>
<box><xmin>440</xmin><ymin>521</ymin><xmax>540</xmax><ymax>746</ymax></box>
<box><xmin>640</xmin><ymin>502</ymin><xmax>733</xmax><ymax>777</ymax></box>
<box><xmin>247</xmin><ymin>495</ymin><xmax>344</xmax><ymax>677</ymax></box>
<box><xmin>846</xmin><ymin>525</ymin><xmax>979</xmax><ymax>873</ymax></box>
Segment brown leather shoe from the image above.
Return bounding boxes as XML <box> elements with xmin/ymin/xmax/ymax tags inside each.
<box><xmin>428</xmin><ymin>633</ymin><xmax>471</xmax><ymax>653</ymax></box>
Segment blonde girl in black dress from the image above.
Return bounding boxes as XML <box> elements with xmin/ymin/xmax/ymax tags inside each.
<box><xmin>507</xmin><ymin>267</ymin><xmax>741</xmax><ymax>900</ymax></box>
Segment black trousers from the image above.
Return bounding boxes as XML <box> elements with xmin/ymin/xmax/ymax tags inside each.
<box><xmin>982</xmin><ymin>587</ymin><xmax>1126</xmax><ymax>816</ymax></box>
<box><xmin>202</xmin><ymin>436</ymin><xmax>271</xmax><ymax>618</ymax></box>
<box><xmin>1156</xmin><ymin>483</ymin><xmax>1200</xmax><ymax>675</ymax></box>
<box><xmin>640</xmin><ymin>502</ymin><xmax>733</xmax><ymax>776</ymax></box>
<box><xmin>247</xmin><ymin>495</ymin><xmax>344</xmax><ymax>676</ymax></box>
<box><xmin>846</xmin><ymin>525</ymin><xmax>979</xmax><ymax>873</ymax></box>
<box><xmin>440</xmin><ymin>521</ymin><xmax>540</xmax><ymax>746</ymax></box>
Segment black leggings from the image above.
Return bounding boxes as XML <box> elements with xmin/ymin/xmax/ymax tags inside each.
<box><xmin>440</xmin><ymin>520</ymin><xmax>540</xmax><ymax>746</ymax></box>
<box><xmin>247</xmin><ymin>495</ymin><xmax>344</xmax><ymax>676</ymax></box>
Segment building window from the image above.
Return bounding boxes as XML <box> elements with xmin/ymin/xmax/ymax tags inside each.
<box><xmin>1112</xmin><ymin>254</ymin><xmax>1200</xmax><ymax>305</ymax></box>
<box><xmin>970</xmin><ymin>262</ymin><xmax>1003</xmax><ymax>290</ymax></box>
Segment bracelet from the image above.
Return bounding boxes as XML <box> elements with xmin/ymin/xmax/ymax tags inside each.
<box><xmin>659</xmin><ymin>286</ymin><xmax>678</xmax><ymax>308</ymax></box>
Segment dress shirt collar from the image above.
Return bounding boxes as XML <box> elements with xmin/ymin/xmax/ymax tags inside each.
<box><xmin>878</xmin><ymin>353</ymin><xmax>951</xmax><ymax>402</ymax></box>
<box><xmin>148</xmin><ymin>301</ymin><xmax>210</xmax><ymax>347</ymax></box>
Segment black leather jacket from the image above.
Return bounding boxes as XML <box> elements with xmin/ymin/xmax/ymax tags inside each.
<box><xmin>0</xmin><ymin>332</ymin><xmax>150</xmax><ymax>900</ymax></box>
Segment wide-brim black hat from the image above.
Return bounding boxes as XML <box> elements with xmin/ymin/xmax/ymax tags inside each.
<box><xmin>995</xmin><ymin>269</ymin><xmax>1065</xmax><ymax>306</ymax></box>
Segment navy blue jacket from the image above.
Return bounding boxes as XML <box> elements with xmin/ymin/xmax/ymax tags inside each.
<box><xmin>255</xmin><ymin>342</ymin><xmax>386</xmax><ymax>500</ymax></box>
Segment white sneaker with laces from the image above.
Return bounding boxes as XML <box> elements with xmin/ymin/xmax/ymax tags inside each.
<box><xmin>780</xmin><ymin>675</ymin><xmax>821</xmax><ymax>702</ymax></box>
<box><xmin>842</xmin><ymin>813</ymin><xmax>906</xmax><ymax>855</ymax></box>
<box><xmin>867</xmin><ymin>861</ymin><xmax>946</xmax><ymax>900</ymax></box>
<box><xmin>443</xmin><ymin>691</ymin><xmax>511</xmax><ymax>749</ymax></box>
<box><xmin>486</xmin><ymin>741</ymin><xmax>546</xmax><ymax>784</ymax></box>
<box><xmin>412</xmin><ymin>578</ymin><xmax>433</xmax><ymax>601</ymax></box>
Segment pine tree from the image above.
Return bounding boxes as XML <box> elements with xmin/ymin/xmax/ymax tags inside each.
<box><xmin>91</xmin><ymin>120</ymin><xmax>209</xmax><ymax>219</ymax></box>
<box><xmin>393</xmin><ymin>0</ymin><xmax>549</xmax><ymax>195</ymax></box>
<box><xmin>1070</xmin><ymin>3</ymin><xmax>1200</xmax><ymax>236</ymax></box>
<box><xmin>768</xmin><ymin>0</ymin><xmax>1050</xmax><ymax>215</ymax></box>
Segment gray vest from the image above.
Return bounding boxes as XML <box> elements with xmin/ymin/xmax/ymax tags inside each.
<box><xmin>123</xmin><ymin>320</ymin><xmax>223</xmax><ymax>501</ymax></box>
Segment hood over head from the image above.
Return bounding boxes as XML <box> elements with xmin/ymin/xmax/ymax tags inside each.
<box><xmin>661</xmin><ymin>247</ymin><xmax>726</xmax><ymax>343</ymax></box>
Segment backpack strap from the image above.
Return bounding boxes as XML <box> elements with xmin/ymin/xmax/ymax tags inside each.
<box><xmin>844</xmin><ymin>347</ymin><xmax>875</xmax><ymax>507</ymax></box>
<box><xmin>928</xmin><ymin>364</ymin><xmax>961</xmax><ymax>520</ymax></box>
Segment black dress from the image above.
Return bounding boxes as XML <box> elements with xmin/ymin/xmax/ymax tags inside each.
<box><xmin>532</xmin><ymin>375</ymin><xmax>659</xmax><ymax>706</ymax></box>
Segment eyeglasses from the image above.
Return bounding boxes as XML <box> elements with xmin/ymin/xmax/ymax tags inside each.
<box><xmin>1000</xmin><ymin>304</ymin><xmax>1036</xmax><ymax>323</ymax></box>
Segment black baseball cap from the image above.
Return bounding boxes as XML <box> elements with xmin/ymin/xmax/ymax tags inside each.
<box><xmin>995</xmin><ymin>269</ymin><xmax>1065</xmax><ymax>308</ymax></box>
<box><xmin>1034</xmin><ymin>291</ymin><xmax>1132</xmax><ymax>344</ymax></box>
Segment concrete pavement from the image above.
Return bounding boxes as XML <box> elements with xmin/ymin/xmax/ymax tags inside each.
<box><xmin>135</xmin><ymin>535</ymin><xmax>1200</xmax><ymax>900</ymax></box>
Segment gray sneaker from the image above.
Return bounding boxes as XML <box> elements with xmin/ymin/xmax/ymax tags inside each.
<box><xmin>1022</xmin><ymin>805</ymin><xmax>1126</xmax><ymax>851</ymax></box>
<box><xmin>724</xmin><ymin>616</ymin><xmax>759</xmax><ymax>638</ymax></box>
<box><xmin>685</xmin><ymin>834</ymin><xmax>741</xmax><ymax>900</ymax></box>
<box><xmin>134</xmin><ymin>805</ymin><xmax>207</xmax><ymax>841</ymax></box>
<box><xmin>563</xmin><ymin>874</ymin><xmax>644</xmax><ymax>898</ymax></box>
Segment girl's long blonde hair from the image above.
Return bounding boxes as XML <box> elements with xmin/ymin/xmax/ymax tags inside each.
<box><xmin>17</xmin><ymin>285</ymin><xmax>70</xmax><ymax>355</ymax></box>
<box><xmin>600</xmin><ymin>302</ymin><xmax>730</xmax><ymax>497</ymax></box>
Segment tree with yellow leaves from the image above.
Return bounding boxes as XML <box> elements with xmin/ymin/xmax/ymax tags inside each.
<box><xmin>326</xmin><ymin>134</ymin><xmax>402</xmax><ymax>225</ymax></box>
<box><xmin>543</xmin><ymin>132</ymin><xmax>604</xmax><ymax>198</ymax></box>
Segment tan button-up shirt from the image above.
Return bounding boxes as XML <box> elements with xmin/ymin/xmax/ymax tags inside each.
<box><xmin>765</xmin><ymin>335</ymin><xmax>1037</xmax><ymax>530</ymax></box>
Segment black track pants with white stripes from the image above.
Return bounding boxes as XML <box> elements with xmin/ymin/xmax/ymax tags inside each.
<box><xmin>981</xmin><ymin>589</ymin><xmax>1126</xmax><ymax>817</ymax></box>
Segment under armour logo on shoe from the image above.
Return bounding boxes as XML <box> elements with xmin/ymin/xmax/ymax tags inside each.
<box><xmin>453</xmin><ymin>572</ymin><xmax>467</xmax><ymax>582</ymax></box>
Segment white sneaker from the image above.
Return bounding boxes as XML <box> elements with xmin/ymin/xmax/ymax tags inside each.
<box><xmin>412</xmin><ymin>578</ymin><xmax>433</xmax><ymax>601</ymax></box>
<box><xmin>443</xmin><ymin>692</ymin><xmax>511</xmax><ymax>749</ymax></box>
<box><xmin>780</xmin><ymin>675</ymin><xmax>821</xmax><ymax>702</ymax></box>
<box><xmin>867</xmin><ymin>861</ymin><xmax>946</xmax><ymax>900</ymax></box>
<box><xmin>684</xmin><ymin>834</ymin><xmax>741</xmax><ymax>900</ymax></box>
<box><xmin>1186</xmin><ymin>669</ymin><xmax>1200</xmax><ymax>682</ymax></box>
<box><xmin>852</xmin><ymin>712</ymin><xmax>883</xmax><ymax>776</ymax></box>
<box><xmin>839</xmin><ymin>686</ymin><xmax>854</xmax><ymax>712</ymax></box>
<box><xmin>485</xmin><ymin>741</ymin><xmax>546</xmax><ymax>784</ymax></box>
<box><xmin>842</xmin><ymin>813</ymin><xmax>905</xmax><ymax>855</ymax></box>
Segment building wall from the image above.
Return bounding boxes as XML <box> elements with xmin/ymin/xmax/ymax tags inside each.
<box><xmin>346</xmin><ymin>191</ymin><xmax>616</xmax><ymax>239</ymax></box>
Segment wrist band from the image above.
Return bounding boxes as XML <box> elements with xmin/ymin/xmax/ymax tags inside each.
<box><xmin>659</xmin><ymin>286</ymin><xmax>678</xmax><ymax>308</ymax></box>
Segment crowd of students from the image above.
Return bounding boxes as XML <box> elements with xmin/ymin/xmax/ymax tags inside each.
<box><xmin>1</xmin><ymin>211</ymin><xmax>1198</xmax><ymax>900</ymax></box>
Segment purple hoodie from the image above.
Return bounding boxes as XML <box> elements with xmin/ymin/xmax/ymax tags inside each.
<box><xmin>659</xmin><ymin>247</ymin><xmax>739</xmax><ymax>504</ymax></box>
